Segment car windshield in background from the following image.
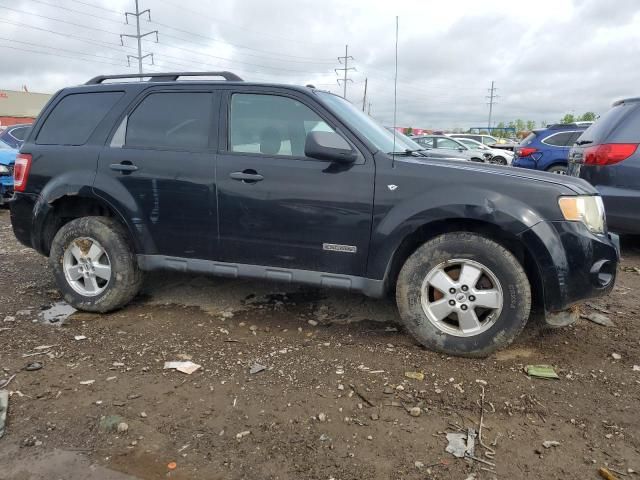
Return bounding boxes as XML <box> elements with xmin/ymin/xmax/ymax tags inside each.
<box><xmin>316</xmin><ymin>91</ymin><xmax>397</xmax><ymax>153</ymax></box>
<box><xmin>385</xmin><ymin>129</ymin><xmax>425</xmax><ymax>152</ymax></box>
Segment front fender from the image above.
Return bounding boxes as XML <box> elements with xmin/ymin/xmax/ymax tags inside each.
<box><xmin>367</xmin><ymin>185</ymin><xmax>552</xmax><ymax>280</ymax></box>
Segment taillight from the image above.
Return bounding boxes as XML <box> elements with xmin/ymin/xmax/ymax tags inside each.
<box><xmin>13</xmin><ymin>153</ymin><xmax>32</xmax><ymax>192</ymax></box>
<box><xmin>516</xmin><ymin>147</ymin><xmax>538</xmax><ymax>157</ymax></box>
<box><xmin>584</xmin><ymin>143</ymin><xmax>638</xmax><ymax>166</ymax></box>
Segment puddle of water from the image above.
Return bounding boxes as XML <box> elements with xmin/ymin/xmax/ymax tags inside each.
<box><xmin>38</xmin><ymin>301</ymin><xmax>77</xmax><ymax>325</ymax></box>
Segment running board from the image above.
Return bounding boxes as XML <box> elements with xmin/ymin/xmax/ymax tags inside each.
<box><xmin>137</xmin><ymin>255</ymin><xmax>386</xmax><ymax>298</ymax></box>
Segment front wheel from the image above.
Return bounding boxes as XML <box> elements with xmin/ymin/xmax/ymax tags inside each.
<box><xmin>49</xmin><ymin>216</ymin><xmax>144</xmax><ymax>313</ymax></box>
<box><xmin>396</xmin><ymin>232</ymin><xmax>531</xmax><ymax>357</ymax></box>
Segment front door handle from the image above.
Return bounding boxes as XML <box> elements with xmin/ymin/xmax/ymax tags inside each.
<box><xmin>230</xmin><ymin>170</ymin><xmax>264</xmax><ymax>183</ymax></box>
<box><xmin>110</xmin><ymin>162</ymin><xmax>138</xmax><ymax>173</ymax></box>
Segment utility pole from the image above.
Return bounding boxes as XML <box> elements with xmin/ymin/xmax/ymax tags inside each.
<box><xmin>121</xmin><ymin>0</ymin><xmax>158</xmax><ymax>74</ymax></box>
<box><xmin>486</xmin><ymin>80</ymin><xmax>498</xmax><ymax>130</ymax></box>
<box><xmin>367</xmin><ymin>101</ymin><xmax>371</xmax><ymax>115</ymax></box>
<box><xmin>335</xmin><ymin>44</ymin><xmax>355</xmax><ymax>100</ymax></box>
<box><xmin>362</xmin><ymin>78</ymin><xmax>368</xmax><ymax>112</ymax></box>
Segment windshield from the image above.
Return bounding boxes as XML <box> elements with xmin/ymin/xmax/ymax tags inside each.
<box><xmin>316</xmin><ymin>91</ymin><xmax>398</xmax><ymax>153</ymax></box>
<box><xmin>459</xmin><ymin>138</ymin><xmax>485</xmax><ymax>149</ymax></box>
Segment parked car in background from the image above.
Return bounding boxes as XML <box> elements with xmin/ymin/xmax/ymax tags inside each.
<box><xmin>449</xmin><ymin>133</ymin><xmax>517</xmax><ymax>152</ymax></box>
<box><xmin>0</xmin><ymin>123</ymin><xmax>32</xmax><ymax>149</ymax></box>
<box><xmin>512</xmin><ymin>123</ymin><xmax>589</xmax><ymax>174</ymax></box>
<box><xmin>568</xmin><ymin>98</ymin><xmax>640</xmax><ymax>234</ymax></box>
<box><xmin>412</xmin><ymin>135</ymin><xmax>492</xmax><ymax>162</ymax></box>
<box><xmin>455</xmin><ymin>137</ymin><xmax>513</xmax><ymax>165</ymax></box>
<box><xmin>385</xmin><ymin>128</ymin><xmax>468</xmax><ymax>161</ymax></box>
<box><xmin>0</xmin><ymin>139</ymin><xmax>17</xmax><ymax>206</ymax></box>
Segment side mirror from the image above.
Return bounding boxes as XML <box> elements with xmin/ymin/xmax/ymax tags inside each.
<box><xmin>305</xmin><ymin>131</ymin><xmax>357</xmax><ymax>163</ymax></box>
<box><xmin>458</xmin><ymin>147</ymin><xmax>466</xmax><ymax>152</ymax></box>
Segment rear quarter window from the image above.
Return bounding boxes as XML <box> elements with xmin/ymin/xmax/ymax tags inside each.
<box><xmin>579</xmin><ymin>102</ymin><xmax>640</xmax><ymax>144</ymax></box>
<box><xmin>520</xmin><ymin>132</ymin><xmax>537</xmax><ymax>146</ymax></box>
<box><xmin>36</xmin><ymin>91</ymin><xmax>123</xmax><ymax>146</ymax></box>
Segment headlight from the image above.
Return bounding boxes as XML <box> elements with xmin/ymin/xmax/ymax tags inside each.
<box><xmin>0</xmin><ymin>165</ymin><xmax>8</xmax><ymax>175</ymax></box>
<box><xmin>558</xmin><ymin>195</ymin><xmax>605</xmax><ymax>233</ymax></box>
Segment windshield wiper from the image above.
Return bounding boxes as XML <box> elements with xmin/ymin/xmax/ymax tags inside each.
<box><xmin>575</xmin><ymin>139</ymin><xmax>593</xmax><ymax>146</ymax></box>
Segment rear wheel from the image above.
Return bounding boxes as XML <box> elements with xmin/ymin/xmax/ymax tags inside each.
<box><xmin>396</xmin><ymin>232</ymin><xmax>531</xmax><ymax>357</ymax></box>
<box><xmin>492</xmin><ymin>156</ymin><xmax>507</xmax><ymax>165</ymax></box>
<box><xmin>547</xmin><ymin>165</ymin><xmax>567</xmax><ymax>174</ymax></box>
<box><xmin>49</xmin><ymin>216</ymin><xmax>143</xmax><ymax>312</ymax></box>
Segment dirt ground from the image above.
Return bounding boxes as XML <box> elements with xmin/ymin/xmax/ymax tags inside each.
<box><xmin>0</xmin><ymin>208</ymin><xmax>639</xmax><ymax>480</ymax></box>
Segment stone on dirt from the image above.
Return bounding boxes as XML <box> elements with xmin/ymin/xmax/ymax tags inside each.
<box><xmin>611</xmin><ymin>353</ymin><xmax>622</xmax><ymax>360</ymax></box>
<box><xmin>236</xmin><ymin>430</ymin><xmax>250</xmax><ymax>440</ymax></box>
<box><xmin>582</xmin><ymin>312</ymin><xmax>615</xmax><ymax>327</ymax></box>
<box><xmin>249</xmin><ymin>363</ymin><xmax>266</xmax><ymax>374</ymax></box>
<box><xmin>117</xmin><ymin>422</ymin><xmax>129</xmax><ymax>434</ymax></box>
<box><xmin>409</xmin><ymin>407</ymin><xmax>421</xmax><ymax>417</ymax></box>
<box><xmin>542</xmin><ymin>440</ymin><xmax>560</xmax><ymax>448</ymax></box>
<box><xmin>404</xmin><ymin>371</ymin><xmax>425</xmax><ymax>381</ymax></box>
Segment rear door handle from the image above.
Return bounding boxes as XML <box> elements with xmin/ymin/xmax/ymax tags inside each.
<box><xmin>110</xmin><ymin>162</ymin><xmax>138</xmax><ymax>173</ymax></box>
<box><xmin>230</xmin><ymin>171</ymin><xmax>264</xmax><ymax>183</ymax></box>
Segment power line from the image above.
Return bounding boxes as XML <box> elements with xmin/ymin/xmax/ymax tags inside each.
<box><xmin>146</xmin><ymin>38</ymin><xmax>332</xmax><ymax>75</ymax></box>
<box><xmin>486</xmin><ymin>80</ymin><xmax>499</xmax><ymax>128</ymax></box>
<box><xmin>121</xmin><ymin>0</ymin><xmax>158</xmax><ymax>74</ymax></box>
<box><xmin>0</xmin><ymin>18</ymin><xmax>139</xmax><ymax>55</ymax></box>
<box><xmin>70</xmin><ymin>0</ymin><xmax>123</xmax><ymax>15</ymax></box>
<box><xmin>148</xmin><ymin>19</ymin><xmax>335</xmax><ymax>64</ymax></box>
<box><xmin>21</xmin><ymin>0</ymin><xmax>128</xmax><ymax>25</ymax></box>
<box><xmin>0</xmin><ymin>4</ymin><xmax>127</xmax><ymax>37</ymax></box>
<box><xmin>153</xmin><ymin>0</ymin><xmax>342</xmax><ymax>49</ymax></box>
<box><xmin>0</xmin><ymin>37</ymin><xmax>124</xmax><ymax>63</ymax></box>
<box><xmin>335</xmin><ymin>45</ymin><xmax>355</xmax><ymax>99</ymax></box>
<box><xmin>0</xmin><ymin>43</ymin><xmax>129</xmax><ymax>68</ymax></box>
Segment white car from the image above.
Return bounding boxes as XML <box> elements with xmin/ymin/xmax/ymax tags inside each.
<box><xmin>455</xmin><ymin>137</ymin><xmax>514</xmax><ymax>165</ymax></box>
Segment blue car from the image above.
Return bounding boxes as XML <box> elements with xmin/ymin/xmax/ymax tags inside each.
<box><xmin>0</xmin><ymin>123</ymin><xmax>32</xmax><ymax>149</ymax></box>
<box><xmin>512</xmin><ymin>123</ymin><xmax>590</xmax><ymax>174</ymax></box>
<box><xmin>0</xmin><ymin>139</ymin><xmax>17</xmax><ymax>206</ymax></box>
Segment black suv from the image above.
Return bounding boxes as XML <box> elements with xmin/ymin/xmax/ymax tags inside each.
<box><xmin>10</xmin><ymin>72</ymin><xmax>619</xmax><ymax>357</ymax></box>
<box><xmin>568</xmin><ymin>98</ymin><xmax>640</xmax><ymax>234</ymax></box>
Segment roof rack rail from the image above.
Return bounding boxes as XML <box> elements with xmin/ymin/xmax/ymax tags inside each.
<box><xmin>85</xmin><ymin>71</ymin><xmax>243</xmax><ymax>85</ymax></box>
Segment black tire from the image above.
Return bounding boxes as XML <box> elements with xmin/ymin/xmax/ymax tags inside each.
<box><xmin>492</xmin><ymin>156</ymin><xmax>507</xmax><ymax>165</ymax></box>
<box><xmin>396</xmin><ymin>232</ymin><xmax>531</xmax><ymax>357</ymax></box>
<box><xmin>49</xmin><ymin>216</ymin><xmax>143</xmax><ymax>313</ymax></box>
<box><xmin>547</xmin><ymin>165</ymin><xmax>567</xmax><ymax>175</ymax></box>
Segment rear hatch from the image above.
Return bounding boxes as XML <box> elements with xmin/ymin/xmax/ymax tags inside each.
<box><xmin>513</xmin><ymin>131</ymin><xmax>540</xmax><ymax>160</ymax></box>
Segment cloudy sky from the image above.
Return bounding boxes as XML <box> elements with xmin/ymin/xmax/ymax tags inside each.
<box><xmin>1</xmin><ymin>0</ymin><xmax>639</xmax><ymax>129</ymax></box>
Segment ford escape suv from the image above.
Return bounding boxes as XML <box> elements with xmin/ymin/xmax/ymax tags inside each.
<box><xmin>10</xmin><ymin>72</ymin><xmax>619</xmax><ymax>357</ymax></box>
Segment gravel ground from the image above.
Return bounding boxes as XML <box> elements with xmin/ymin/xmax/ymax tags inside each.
<box><xmin>0</xmin><ymin>208</ymin><xmax>639</xmax><ymax>480</ymax></box>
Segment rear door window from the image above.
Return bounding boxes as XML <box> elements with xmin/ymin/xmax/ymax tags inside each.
<box><xmin>124</xmin><ymin>92</ymin><xmax>212</xmax><ymax>150</ymax></box>
<box><xmin>36</xmin><ymin>92</ymin><xmax>123</xmax><ymax>145</ymax></box>
<box><xmin>436</xmin><ymin>137</ymin><xmax>462</xmax><ymax>149</ymax></box>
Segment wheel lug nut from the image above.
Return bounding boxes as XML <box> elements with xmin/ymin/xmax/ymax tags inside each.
<box><xmin>449</xmin><ymin>288</ymin><xmax>456</xmax><ymax>294</ymax></box>
<box><xmin>460</xmin><ymin>304</ymin><xmax>468</xmax><ymax>311</ymax></box>
<box><xmin>448</xmin><ymin>300</ymin><xmax>456</xmax><ymax>306</ymax></box>
<box><xmin>469</xmin><ymin>295</ymin><xmax>476</xmax><ymax>302</ymax></box>
<box><xmin>461</xmin><ymin>285</ymin><xmax>468</xmax><ymax>291</ymax></box>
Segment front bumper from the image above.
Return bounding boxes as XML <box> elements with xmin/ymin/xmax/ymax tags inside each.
<box><xmin>519</xmin><ymin>220</ymin><xmax>618</xmax><ymax>314</ymax></box>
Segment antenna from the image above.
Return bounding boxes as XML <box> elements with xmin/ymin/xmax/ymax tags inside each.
<box><xmin>392</xmin><ymin>16</ymin><xmax>399</xmax><ymax>168</ymax></box>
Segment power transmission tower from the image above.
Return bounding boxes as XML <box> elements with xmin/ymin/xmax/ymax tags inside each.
<box><xmin>362</xmin><ymin>78</ymin><xmax>368</xmax><ymax>112</ymax></box>
<box><xmin>335</xmin><ymin>44</ymin><xmax>355</xmax><ymax>100</ymax></box>
<box><xmin>486</xmin><ymin>81</ymin><xmax>499</xmax><ymax>129</ymax></box>
<box><xmin>121</xmin><ymin>0</ymin><xmax>158</xmax><ymax>74</ymax></box>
